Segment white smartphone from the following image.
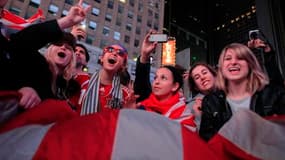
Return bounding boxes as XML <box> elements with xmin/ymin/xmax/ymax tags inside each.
<box><xmin>149</xmin><ymin>34</ymin><xmax>168</xmax><ymax>43</ymax></box>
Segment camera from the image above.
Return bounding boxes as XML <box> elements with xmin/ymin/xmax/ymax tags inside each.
<box><xmin>149</xmin><ymin>34</ymin><xmax>168</xmax><ymax>43</ymax></box>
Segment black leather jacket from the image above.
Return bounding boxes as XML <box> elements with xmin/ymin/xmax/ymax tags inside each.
<box><xmin>199</xmin><ymin>84</ymin><xmax>285</xmax><ymax>141</ymax></box>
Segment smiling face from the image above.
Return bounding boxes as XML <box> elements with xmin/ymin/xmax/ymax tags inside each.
<box><xmin>221</xmin><ymin>48</ymin><xmax>249</xmax><ymax>83</ymax></box>
<box><xmin>191</xmin><ymin>65</ymin><xmax>215</xmax><ymax>94</ymax></box>
<box><xmin>152</xmin><ymin>67</ymin><xmax>179</xmax><ymax>101</ymax></box>
<box><xmin>47</xmin><ymin>43</ymin><xmax>74</xmax><ymax>71</ymax></box>
<box><xmin>100</xmin><ymin>44</ymin><xmax>127</xmax><ymax>73</ymax></box>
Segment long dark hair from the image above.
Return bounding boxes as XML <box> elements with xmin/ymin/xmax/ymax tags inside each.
<box><xmin>188</xmin><ymin>62</ymin><xmax>217</xmax><ymax>94</ymax></box>
<box><xmin>162</xmin><ymin>65</ymin><xmax>184</xmax><ymax>92</ymax></box>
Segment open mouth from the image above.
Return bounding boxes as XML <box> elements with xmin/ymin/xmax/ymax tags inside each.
<box><xmin>108</xmin><ymin>58</ymin><xmax>117</xmax><ymax>64</ymax></box>
<box><xmin>58</xmin><ymin>52</ymin><xmax>66</xmax><ymax>58</ymax></box>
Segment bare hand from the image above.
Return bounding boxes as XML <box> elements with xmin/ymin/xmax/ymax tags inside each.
<box><xmin>18</xmin><ymin>87</ymin><xmax>41</xmax><ymax>109</ymax></box>
<box><xmin>57</xmin><ymin>0</ymin><xmax>91</xmax><ymax>30</ymax></box>
<box><xmin>123</xmin><ymin>84</ymin><xmax>140</xmax><ymax>109</ymax></box>
<box><xmin>247</xmin><ymin>39</ymin><xmax>271</xmax><ymax>53</ymax></box>
<box><xmin>71</xmin><ymin>25</ymin><xmax>87</xmax><ymax>40</ymax></box>
<box><xmin>140</xmin><ymin>30</ymin><xmax>158</xmax><ymax>63</ymax></box>
<box><xmin>192</xmin><ymin>97</ymin><xmax>202</xmax><ymax>116</ymax></box>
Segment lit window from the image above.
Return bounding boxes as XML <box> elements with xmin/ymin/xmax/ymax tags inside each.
<box><xmin>119</xmin><ymin>0</ymin><xmax>126</xmax><ymax>3</ymax></box>
<box><xmin>48</xmin><ymin>4</ymin><xmax>59</xmax><ymax>15</ymax></box>
<box><xmin>62</xmin><ymin>10</ymin><xmax>68</xmax><ymax>17</ymax></box>
<box><xmin>114</xmin><ymin>31</ymin><xmax>121</xmax><ymax>40</ymax></box>
<box><xmin>82</xmin><ymin>2</ymin><xmax>89</xmax><ymax>8</ymax></box>
<box><xmin>92</xmin><ymin>7</ymin><xmax>100</xmax><ymax>16</ymax></box>
<box><xmin>30</xmin><ymin>0</ymin><xmax>41</xmax><ymax>8</ymax></box>
<box><xmin>89</xmin><ymin>21</ymin><xmax>97</xmax><ymax>30</ymax></box>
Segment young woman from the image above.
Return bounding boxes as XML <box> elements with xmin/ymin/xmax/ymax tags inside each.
<box><xmin>137</xmin><ymin>65</ymin><xmax>196</xmax><ymax>128</ymax></box>
<box><xmin>186</xmin><ymin>62</ymin><xmax>216</xmax><ymax>130</ymax></box>
<box><xmin>133</xmin><ymin>31</ymin><xmax>195</xmax><ymax>128</ymax></box>
<box><xmin>199</xmin><ymin>43</ymin><xmax>285</xmax><ymax>141</ymax></box>
<box><xmin>81</xmin><ymin>44</ymin><xmax>131</xmax><ymax>114</ymax></box>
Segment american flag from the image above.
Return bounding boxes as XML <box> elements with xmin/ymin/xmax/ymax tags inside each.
<box><xmin>0</xmin><ymin>8</ymin><xmax>45</xmax><ymax>38</ymax></box>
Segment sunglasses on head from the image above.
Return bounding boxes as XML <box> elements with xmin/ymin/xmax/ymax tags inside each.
<box><xmin>103</xmin><ymin>46</ymin><xmax>127</xmax><ymax>57</ymax></box>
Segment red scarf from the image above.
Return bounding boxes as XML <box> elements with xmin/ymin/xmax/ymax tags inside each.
<box><xmin>141</xmin><ymin>93</ymin><xmax>182</xmax><ymax>115</ymax></box>
<box><xmin>140</xmin><ymin>92</ymin><xmax>196</xmax><ymax>128</ymax></box>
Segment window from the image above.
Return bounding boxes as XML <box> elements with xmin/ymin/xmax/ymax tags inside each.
<box><xmin>48</xmin><ymin>4</ymin><xmax>59</xmax><ymax>15</ymax></box>
<box><xmin>129</xmin><ymin>0</ymin><xmax>134</xmax><ymax>7</ymax></box>
<box><xmin>154</xmin><ymin>13</ymin><xmax>159</xmax><ymax>19</ymax></box>
<box><xmin>135</xmin><ymin>27</ymin><xmax>141</xmax><ymax>35</ymax></box>
<box><xmin>137</xmin><ymin>15</ymin><xmax>142</xmax><ymax>23</ymax></box>
<box><xmin>154</xmin><ymin>23</ymin><xmax>158</xmax><ymax>30</ymax></box>
<box><xmin>138</xmin><ymin>3</ymin><xmax>143</xmax><ymax>12</ymax></box>
<box><xmin>89</xmin><ymin>21</ymin><xmax>97</xmax><ymax>30</ymax></box>
<box><xmin>29</xmin><ymin>0</ymin><xmax>41</xmax><ymax>8</ymax></box>
<box><xmin>107</xmin><ymin>0</ymin><xmax>114</xmax><ymax>9</ymax></box>
<box><xmin>92</xmin><ymin>7</ymin><xmax>100</xmax><ymax>16</ymax></box>
<box><xmin>65</xmin><ymin>0</ymin><xmax>73</xmax><ymax>5</ymax></box>
<box><xmin>116</xmin><ymin>17</ymin><xmax>121</xmax><ymax>26</ymax></box>
<box><xmin>82</xmin><ymin>2</ymin><xmax>89</xmax><ymax>8</ymax></box>
<box><xmin>86</xmin><ymin>35</ymin><xmax>95</xmax><ymax>44</ymax></box>
<box><xmin>100</xmin><ymin>39</ymin><xmax>107</xmax><ymax>48</ymax></box>
<box><xmin>105</xmin><ymin>14</ymin><xmax>112</xmax><ymax>22</ymax></box>
<box><xmin>147</xmin><ymin>19</ymin><xmax>152</xmax><ymax>27</ymax></box>
<box><xmin>134</xmin><ymin>39</ymin><xmax>139</xmax><ymax>47</ymax></box>
<box><xmin>9</xmin><ymin>7</ymin><xmax>21</xmax><ymax>15</ymax></box>
<box><xmin>102</xmin><ymin>27</ymin><xmax>110</xmax><ymax>36</ymax></box>
<box><xmin>124</xmin><ymin>35</ymin><xmax>130</xmax><ymax>43</ymax></box>
<box><xmin>94</xmin><ymin>0</ymin><xmax>101</xmax><ymax>3</ymax></box>
<box><xmin>148</xmin><ymin>9</ymin><xmax>153</xmax><ymax>17</ymax></box>
<box><xmin>114</xmin><ymin>31</ymin><xmax>121</xmax><ymax>40</ymax></box>
<box><xmin>118</xmin><ymin>4</ymin><xmax>124</xmax><ymax>13</ymax></box>
<box><xmin>62</xmin><ymin>10</ymin><xmax>68</xmax><ymax>17</ymax></box>
<box><xmin>127</xmin><ymin>11</ymin><xmax>133</xmax><ymax>19</ymax></box>
<box><xmin>126</xmin><ymin>23</ymin><xmax>132</xmax><ymax>31</ymax></box>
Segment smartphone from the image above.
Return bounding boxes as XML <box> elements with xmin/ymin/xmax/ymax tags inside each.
<box><xmin>249</xmin><ymin>30</ymin><xmax>260</xmax><ymax>40</ymax></box>
<box><xmin>149</xmin><ymin>34</ymin><xmax>168</xmax><ymax>43</ymax></box>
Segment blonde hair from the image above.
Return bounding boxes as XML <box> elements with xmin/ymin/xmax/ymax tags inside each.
<box><xmin>45</xmin><ymin>45</ymin><xmax>76</xmax><ymax>94</ymax></box>
<box><xmin>216</xmin><ymin>43</ymin><xmax>269</xmax><ymax>94</ymax></box>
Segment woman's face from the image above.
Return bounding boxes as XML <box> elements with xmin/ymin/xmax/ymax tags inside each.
<box><xmin>221</xmin><ymin>49</ymin><xmax>249</xmax><ymax>83</ymax></box>
<box><xmin>191</xmin><ymin>65</ymin><xmax>215</xmax><ymax>94</ymax></box>
<box><xmin>49</xmin><ymin>43</ymin><xmax>74</xmax><ymax>69</ymax></box>
<box><xmin>152</xmin><ymin>67</ymin><xmax>179</xmax><ymax>101</ymax></box>
<box><xmin>100</xmin><ymin>45</ymin><xmax>127</xmax><ymax>73</ymax></box>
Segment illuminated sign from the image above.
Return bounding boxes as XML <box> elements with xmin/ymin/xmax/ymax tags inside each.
<box><xmin>162</xmin><ymin>37</ymin><xmax>176</xmax><ymax>65</ymax></box>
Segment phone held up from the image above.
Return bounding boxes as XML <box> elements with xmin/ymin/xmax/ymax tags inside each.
<box><xmin>249</xmin><ymin>29</ymin><xmax>266</xmax><ymax>41</ymax></box>
<box><xmin>149</xmin><ymin>34</ymin><xmax>168</xmax><ymax>43</ymax></box>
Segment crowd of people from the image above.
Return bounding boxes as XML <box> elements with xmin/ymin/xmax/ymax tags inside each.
<box><xmin>0</xmin><ymin>0</ymin><xmax>285</xmax><ymax>159</ymax></box>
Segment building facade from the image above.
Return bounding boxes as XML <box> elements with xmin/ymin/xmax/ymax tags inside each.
<box><xmin>5</xmin><ymin>0</ymin><xmax>165</xmax><ymax>71</ymax></box>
